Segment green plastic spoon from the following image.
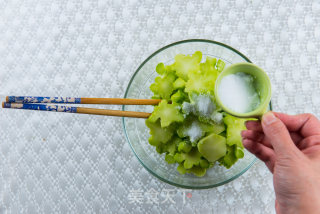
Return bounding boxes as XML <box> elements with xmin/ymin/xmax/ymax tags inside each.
<box><xmin>214</xmin><ymin>63</ymin><xmax>272</xmax><ymax>118</ymax></box>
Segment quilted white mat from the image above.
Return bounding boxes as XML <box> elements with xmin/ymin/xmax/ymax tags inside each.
<box><xmin>0</xmin><ymin>0</ymin><xmax>319</xmax><ymax>213</ymax></box>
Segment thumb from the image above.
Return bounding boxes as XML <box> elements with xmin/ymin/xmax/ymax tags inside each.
<box><xmin>262</xmin><ymin>112</ymin><xmax>298</xmax><ymax>156</ymax></box>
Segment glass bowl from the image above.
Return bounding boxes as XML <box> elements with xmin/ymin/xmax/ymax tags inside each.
<box><xmin>122</xmin><ymin>39</ymin><xmax>265</xmax><ymax>189</ymax></box>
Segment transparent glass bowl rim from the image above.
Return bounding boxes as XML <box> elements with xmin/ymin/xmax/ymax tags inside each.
<box><xmin>122</xmin><ymin>39</ymin><xmax>272</xmax><ymax>189</ymax></box>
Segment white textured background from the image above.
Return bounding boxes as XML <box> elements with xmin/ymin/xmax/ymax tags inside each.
<box><xmin>0</xmin><ymin>0</ymin><xmax>319</xmax><ymax>213</ymax></box>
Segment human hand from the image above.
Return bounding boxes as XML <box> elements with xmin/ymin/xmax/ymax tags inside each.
<box><xmin>241</xmin><ymin>112</ymin><xmax>320</xmax><ymax>214</ymax></box>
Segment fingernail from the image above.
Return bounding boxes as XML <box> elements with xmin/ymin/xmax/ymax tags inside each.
<box><xmin>262</xmin><ymin>112</ymin><xmax>277</xmax><ymax>125</ymax></box>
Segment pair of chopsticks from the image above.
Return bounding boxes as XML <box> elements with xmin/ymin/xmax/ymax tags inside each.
<box><xmin>2</xmin><ymin>96</ymin><xmax>161</xmax><ymax>118</ymax></box>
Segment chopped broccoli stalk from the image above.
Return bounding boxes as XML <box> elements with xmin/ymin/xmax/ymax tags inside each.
<box><xmin>156</xmin><ymin>63</ymin><xmax>166</xmax><ymax>75</ymax></box>
<box><xmin>177</xmin><ymin>120</ymin><xmax>205</xmax><ymax>143</ymax></box>
<box><xmin>149</xmin><ymin>100</ymin><xmax>184</xmax><ymax>128</ymax></box>
<box><xmin>187</xmin><ymin>166</ymin><xmax>206</xmax><ymax>177</ymax></box>
<box><xmin>182</xmin><ymin>93</ymin><xmax>220</xmax><ymax>124</ymax></box>
<box><xmin>174</xmin><ymin>147</ymin><xmax>202</xmax><ymax>170</ymax></box>
<box><xmin>185</xmin><ymin>56</ymin><xmax>220</xmax><ymax>94</ymax></box>
<box><xmin>235</xmin><ymin>147</ymin><xmax>244</xmax><ymax>158</ymax></box>
<box><xmin>164</xmin><ymin>137</ymin><xmax>180</xmax><ymax>155</ymax></box>
<box><xmin>165</xmin><ymin>63</ymin><xmax>175</xmax><ymax>73</ymax></box>
<box><xmin>223</xmin><ymin>114</ymin><xmax>250</xmax><ymax>148</ymax></box>
<box><xmin>156</xmin><ymin>144</ymin><xmax>166</xmax><ymax>154</ymax></box>
<box><xmin>174</xmin><ymin>51</ymin><xmax>202</xmax><ymax>80</ymax></box>
<box><xmin>150</xmin><ymin>73</ymin><xmax>176</xmax><ymax>100</ymax></box>
<box><xmin>178</xmin><ymin>141</ymin><xmax>192</xmax><ymax>153</ymax></box>
<box><xmin>197</xmin><ymin>133</ymin><xmax>227</xmax><ymax>162</ymax></box>
<box><xmin>174</xmin><ymin>153</ymin><xmax>185</xmax><ymax>163</ymax></box>
<box><xmin>216</xmin><ymin>59</ymin><xmax>225</xmax><ymax>72</ymax></box>
<box><xmin>177</xmin><ymin>116</ymin><xmax>224</xmax><ymax>143</ymax></box>
<box><xmin>183</xmin><ymin>148</ymin><xmax>202</xmax><ymax>169</ymax></box>
<box><xmin>171</xmin><ymin>90</ymin><xmax>187</xmax><ymax>104</ymax></box>
<box><xmin>200</xmin><ymin>158</ymin><xmax>210</xmax><ymax>168</ymax></box>
<box><xmin>218</xmin><ymin>145</ymin><xmax>238</xmax><ymax>169</ymax></box>
<box><xmin>210</xmin><ymin>111</ymin><xmax>224</xmax><ymax>124</ymax></box>
<box><xmin>165</xmin><ymin>154</ymin><xmax>175</xmax><ymax>164</ymax></box>
<box><xmin>177</xmin><ymin>163</ymin><xmax>187</xmax><ymax>174</ymax></box>
<box><xmin>145</xmin><ymin>119</ymin><xmax>174</xmax><ymax>146</ymax></box>
<box><xmin>199</xmin><ymin>122</ymin><xmax>225</xmax><ymax>135</ymax></box>
<box><xmin>173</xmin><ymin>78</ymin><xmax>186</xmax><ymax>90</ymax></box>
<box><xmin>185</xmin><ymin>71</ymin><xmax>217</xmax><ymax>93</ymax></box>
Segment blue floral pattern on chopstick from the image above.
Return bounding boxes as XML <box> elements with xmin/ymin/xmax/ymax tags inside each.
<box><xmin>7</xmin><ymin>96</ymin><xmax>81</xmax><ymax>104</ymax></box>
<box><xmin>3</xmin><ymin>103</ymin><xmax>77</xmax><ymax>113</ymax></box>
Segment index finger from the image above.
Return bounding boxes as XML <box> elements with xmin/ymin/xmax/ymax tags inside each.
<box><xmin>273</xmin><ymin>112</ymin><xmax>320</xmax><ymax>137</ymax></box>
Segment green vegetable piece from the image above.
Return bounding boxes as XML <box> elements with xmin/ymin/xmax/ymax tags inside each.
<box><xmin>219</xmin><ymin>131</ymin><xmax>226</xmax><ymax>137</ymax></box>
<box><xmin>164</xmin><ymin>136</ymin><xmax>181</xmax><ymax>155</ymax></box>
<box><xmin>173</xmin><ymin>78</ymin><xmax>186</xmax><ymax>90</ymax></box>
<box><xmin>183</xmin><ymin>148</ymin><xmax>202</xmax><ymax>169</ymax></box>
<box><xmin>151</xmin><ymin>94</ymin><xmax>161</xmax><ymax>99</ymax></box>
<box><xmin>235</xmin><ymin>147</ymin><xmax>244</xmax><ymax>158</ymax></box>
<box><xmin>149</xmin><ymin>100</ymin><xmax>184</xmax><ymax>128</ymax></box>
<box><xmin>171</xmin><ymin>90</ymin><xmax>187</xmax><ymax>104</ymax></box>
<box><xmin>197</xmin><ymin>133</ymin><xmax>227</xmax><ymax>162</ymax></box>
<box><xmin>178</xmin><ymin>141</ymin><xmax>192</xmax><ymax>153</ymax></box>
<box><xmin>185</xmin><ymin>71</ymin><xmax>217</xmax><ymax>94</ymax></box>
<box><xmin>174</xmin><ymin>153</ymin><xmax>185</xmax><ymax>163</ymax></box>
<box><xmin>187</xmin><ymin>166</ymin><xmax>206</xmax><ymax>177</ymax></box>
<box><xmin>210</xmin><ymin>111</ymin><xmax>224</xmax><ymax>124</ymax></box>
<box><xmin>156</xmin><ymin>144</ymin><xmax>165</xmax><ymax>154</ymax></box>
<box><xmin>199</xmin><ymin>122</ymin><xmax>225</xmax><ymax>135</ymax></box>
<box><xmin>177</xmin><ymin>163</ymin><xmax>187</xmax><ymax>174</ymax></box>
<box><xmin>174</xmin><ymin>148</ymin><xmax>202</xmax><ymax>169</ymax></box>
<box><xmin>145</xmin><ymin>119</ymin><xmax>174</xmax><ymax>146</ymax></box>
<box><xmin>200</xmin><ymin>158</ymin><xmax>210</xmax><ymax>168</ymax></box>
<box><xmin>185</xmin><ymin>57</ymin><xmax>219</xmax><ymax>93</ymax></box>
<box><xmin>177</xmin><ymin>115</ymin><xmax>223</xmax><ymax>142</ymax></box>
<box><xmin>223</xmin><ymin>114</ymin><xmax>251</xmax><ymax>148</ymax></box>
<box><xmin>174</xmin><ymin>51</ymin><xmax>202</xmax><ymax>80</ymax></box>
<box><xmin>150</xmin><ymin>72</ymin><xmax>176</xmax><ymax>100</ymax></box>
<box><xmin>156</xmin><ymin>63</ymin><xmax>166</xmax><ymax>75</ymax></box>
<box><xmin>200</xmin><ymin>57</ymin><xmax>217</xmax><ymax>74</ymax></box>
<box><xmin>177</xmin><ymin>120</ymin><xmax>205</xmax><ymax>143</ymax></box>
<box><xmin>218</xmin><ymin>145</ymin><xmax>238</xmax><ymax>169</ymax></box>
<box><xmin>216</xmin><ymin>59</ymin><xmax>225</xmax><ymax>72</ymax></box>
<box><xmin>165</xmin><ymin>63</ymin><xmax>175</xmax><ymax>73</ymax></box>
<box><xmin>165</xmin><ymin>154</ymin><xmax>176</xmax><ymax>164</ymax></box>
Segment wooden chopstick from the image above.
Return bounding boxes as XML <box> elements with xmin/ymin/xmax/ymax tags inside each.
<box><xmin>6</xmin><ymin>96</ymin><xmax>161</xmax><ymax>105</ymax></box>
<box><xmin>2</xmin><ymin>102</ymin><xmax>151</xmax><ymax>118</ymax></box>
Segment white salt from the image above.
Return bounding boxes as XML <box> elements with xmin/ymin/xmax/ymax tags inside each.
<box><xmin>210</xmin><ymin>111</ymin><xmax>223</xmax><ymax>124</ymax></box>
<box><xmin>218</xmin><ymin>72</ymin><xmax>260</xmax><ymax>113</ymax></box>
<box><xmin>182</xmin><ymin>93</ymin><xmax>216</xmax><ymax>118</ymax></box>
<box><xmin>185</xmin><ymin>121</ymin><xmax>203</xmax><ymax>143</ymax></box>
<box><xmin>182</xmin><ymin>102</ymin><xmax>194</xmax><ymax>114</ymax></box>
<box><xmin>193</xmin><ymin>94</ymin><xmax>216</xmax><ymax>117</ymax></box>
